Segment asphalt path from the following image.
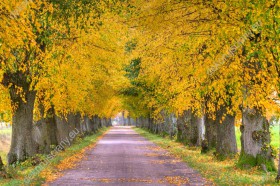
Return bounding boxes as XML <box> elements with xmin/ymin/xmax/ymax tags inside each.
<box><xmin>50</xmin><ymin>126</ymin><xmax>211</xmax><ymax>186</ymax></box>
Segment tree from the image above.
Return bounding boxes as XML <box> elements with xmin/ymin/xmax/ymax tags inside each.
<box><xmin>0</xmin><ymin>0</ymin><xmax>129</xmax><ymax>164</ymax></box>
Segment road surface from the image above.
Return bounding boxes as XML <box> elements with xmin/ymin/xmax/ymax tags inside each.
<box><xmin>50</xmin><ymin>126</ymin><xmax>210</xmax><ymax>186</ymax></box>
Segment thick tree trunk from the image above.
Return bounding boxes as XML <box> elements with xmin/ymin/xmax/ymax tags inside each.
<box><xmin>55</xmin><ymin>115</ymin><xmax>72</xmax><ymax>145</ymax></box>
<box><xmin>91</xmin><ymin>116</ymin><xmax>99</xmax><ymax>132</ymax></box>
<box><xmin>194</xmin><ymin>114</ymin><xmax>205</xmax><ymax>146</ymax></box>
<box><xmin>205</xmin><ymin>113</ymin><xmax>217</xmax><ymax>149</ymax></box>
<box><xmin>80</xmin><ymin>116</ymin><xmax>88</xmax><ymax>134</ymax></box>
<box><xmin>46</xmin><ymin>108</ymin><xmax>58</xmax><ymax>146</ymax></box>
<box><xmin>67</xmin><ymin>113</ymin><xmax>81</xmax><ymax>131</ymax></box>
<box><xmin>32</xmin><ymin>108</ymin><xmax>58</xmax><ymax>154</ymax></box>
<box><xmin>238</xmin><ymin>107</ymin><xmax>276</xmax><ymax>171</ymax></box>
<box><xmin>85</xmin><ymin>116</ymin><xmax>94</xmax><ymax>133</ymax></box>
<box><xmin>215</xmin><ymin>106</ymin><xmax>237</xmax><ymax>159</ymax></box>
<box><xmin>166</xmin><ymin>113</ymin><xmax>176</xmax><ymax>139</ymax></box>
<box><xmin>177</xmin><ymin>111</ymin><xmax>190</xmax><ymax>145</ymax></box>
<box><xmin>189</xmin><ymin>111</ymin><xmax>198</xmax><ymax>146</ymax></box>
<box><xmin>176</xmin><ymin>110</ymin><xmax>200</xmax><ymax>146</ymax></box>
<box><xmin>8</xmin><ymin>90</ymin><xmax>37</xmax><ymax>164</ymax></box>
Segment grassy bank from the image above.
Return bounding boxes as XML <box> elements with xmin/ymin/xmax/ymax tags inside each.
<box><xmin>0</xmin><ymin>127</ymin><xmax>109</xmax><ymax>186</ymax></box>
<box><xmin>134</xmin><ymin>127</ymin><xmax>278</xmax><ymax>186</ymax></box>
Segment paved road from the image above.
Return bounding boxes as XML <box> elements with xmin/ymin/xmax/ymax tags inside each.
<box><xmin>50</xmin><ymin>126</ymin><xmax>210</xmax><ymax>186</ymax></box>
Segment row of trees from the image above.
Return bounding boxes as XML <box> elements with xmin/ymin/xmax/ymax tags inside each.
<box><xmin>0</xmin><ymin>0</ymin><xmax>131</xmax><ymax>164</ymax></box>
<box><xmin>0</xmin><ymin>0</ymin><xmax>279</xmax><ymax>182</ymax></box>
<box><xmin>122</xmin><ymin>0</ymin><xmax>280</xmax><ymax>181</ymax></box>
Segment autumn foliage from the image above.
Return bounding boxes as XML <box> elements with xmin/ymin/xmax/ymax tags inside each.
<box><xmin>0</xmin><ymin>0</ymin><xmax>280</xmax><ymax>182</ymax></box>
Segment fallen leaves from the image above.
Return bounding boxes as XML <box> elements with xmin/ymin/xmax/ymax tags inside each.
<box><xmin>90</xmin><ymin>177</ymin><xmax>153</xmax><ymax>183</ymax></box>
<box><xmin>86</xmin><ymin>176</ymin><xmax>190</xmax><ymax>185</ymax></box>
<box><xmin>144</xmin><ymin>153</ymin><xmax>160</xmax><ymax>157</ymax></box>
<box><xmin>160</xmin><ymin>176</ymin><xmax>189</xmax><ymax>186</ymax></box>
<box><xmin>41</xmin><ymin>129</ymin><xmax>110</xmax><ymax>183</ymax></box>
<box><xmin>151</xmin><ymin>159</ymin><xmax>181</xmax><ymax>164</ymax></box>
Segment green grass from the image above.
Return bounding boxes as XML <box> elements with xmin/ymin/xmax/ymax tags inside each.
<box><xmin>0</xmin><ymin>128</ymin><xmax>12</xmax><ymax>135</ymax></box>
<box><xmin>0</xmin><ymin>127</ymin><xmax>109</xmax><ymax>186</ymax></box>
<box><xmin>134</xmin><ymin>127</ymin><xmax>279</xmax><ymax>186</ymax></box>
<box><xmin>0</xmin><ymin>151</ymin><xmax>7</xmax><ymax>165</ymax></box>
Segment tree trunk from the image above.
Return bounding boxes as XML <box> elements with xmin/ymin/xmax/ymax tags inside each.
<box><xmin>276</xmin><ymin>152</ymin><xmax>280</xmax><ymax>182</ymax></box>
<box><xmin>105</xmin><ymin>118</ymin><xmax>112</xmax><ymax>127</ymax></box>
<box><xmin>127</xmin><ymin>115</ymin><xmax>131</xmax><ymax>126</ymax></box>
<box><xmin>0</xmin><ymin>156</ymin><xmax>3</xmax><ymax>170</ymax></box>
<box><xmin>166</xmin><ymin>113</ymin><xmax>176</xmax><ymax>139</ymax></box>
<box><xmin>122</xmin><ymin>111</ymin><xmax>126</xmax><ymax>126</ymax></box>
<box><xmin>177</xmin><ymin>111</ymin><xmax>190</xmax><ymax>145</ymax></box>
<box><xmin>194</xmin><ymin>114</ymin><xmax>205</xmax><ymax>146</ymax></box>
<box><xmin>189</xmin><ymin>111</ymin><xmax>198</xmax><ymax>146</ymax></box>
<box><xmin>55</xmin><ymin>115</ymin><xmax>72</xmax><ymax>145</ymax></box>
<box><xmin>46</xmin><ymin>107</ymin><xmax>58</xmax><ymax>146</ymax></box>
<box><xmin>33</xmin><ymin>106</ymin><xmax>58</xmax><ymax>154</ymax></box>
<box><xmin>84</xmin><ymin>116</ymin><xmax>94</xmax><ymax>133</ymax></box>
<box><xmin>205</xmin><ymin>113</ymin><xmax>217</xmax><ymax>149</ymax></box>
<box><xmin>91</xmin><ymin>116</ymin><xmax>99</xmax><ymax>132</ymax></box>
<box><xmin>238</xmin><ymin>107</ymin><xmax>276</xmax><ymax>171</ymax></box>
<box><xmin>135</xmin><ymin>118</ymin><xmax>139</xmax><ymax>127</ymax></box>
<box><xmin>215</xmin><ymin>106</ymin><xmax>237</xmax><ymax>159</ymax></box>
<box><xmin>8</xmin><ymin>90</ymin><xmax>37</xmax><ymax>164</ymax></box>
<box><xmin>67</xmin><ymin>113</ymin><xmax>81</xmax><ymax>131</ymax></box>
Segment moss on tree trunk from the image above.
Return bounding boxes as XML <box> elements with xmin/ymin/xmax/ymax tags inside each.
<box><xmin>238</xmin><ymin>107</ymin><xmax>276</xmax><ymax>171</ymax></box>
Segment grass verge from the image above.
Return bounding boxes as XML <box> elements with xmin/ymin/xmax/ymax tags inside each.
<box><xmin>0</xmin><ymin>127</ymin><xmax>110</xmax><ymax>186</ymax></box>
<box><xmin>134</xmin><ymin>127</ymin><xmax>278</xmax><ymax>186</ymax></box>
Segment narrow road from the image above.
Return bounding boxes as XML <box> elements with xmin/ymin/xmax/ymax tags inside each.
<box><xmin>50</xmin><ymin>126</ymin><xmax>210</xmax><ymax>186</ymax></box>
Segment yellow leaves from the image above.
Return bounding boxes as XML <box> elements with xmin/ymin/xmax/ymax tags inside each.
<box><xmin>160</xmin><ymin>176</ymin><xmax>189</xmax><ymax>186</ymax></box>
<box><xmin>124</xmin><ymin>0</ymin><xmax>280</xmax><ymax>120</ymax></box>
<box><xmin>0</xmin><ymin>85</ymin><xmax>12</xmax><ymax>122</ymax></box>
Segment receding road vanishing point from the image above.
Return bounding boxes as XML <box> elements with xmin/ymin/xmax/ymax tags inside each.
<box><xmin>49</xmin><ymin>127</ymin><xmax>210</xmax><ymax>186</ymax></box>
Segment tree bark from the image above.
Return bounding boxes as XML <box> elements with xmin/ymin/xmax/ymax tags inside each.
<box><xmin>8</xmin><ymin>90</ymin><xmax>37</xmax><ymax>164</ymax></box>
<box><xmin>215</xmin><ymin>106</ymin><xmax>237</xmax><ymax>159</ymax></box>
<box><xmin>194</xmin><ymin>114</ymin><xmax>205</xmax><ymax>146</ymax></box>
<box><xmin>67</xmin><ymin>113</ymin><xmax>81</xmax><ymax>131</ymax></box>
<box><xmin>177</xmin><ymin>111</ymin><xmax>190</xmax><ymax>145</ymax></box>
<box><xmin>238</xmin><ymin>107</ymin><xmax>276</xmax><ymax>171</ymax></box>
<box><xmin>0</xmin><ymin>156</ymin><xmax>3</xmax><ymax>170</ymax></box>
<box><xmin>176</xmin><ymin>110</ymin><xmax>196</xmax><ymax>146</ymax></box>
<box><xmin>91</xmin><ymin>116</ymin><xmax>99</xmax><ymax>132</ymax></box>
<box><xmin>205</xmin><ymin>113</ymin><xmax>217</xmax><ymax>149</ymax></box>
<box><xmin>55</xmin><ymin>115</ymin><xmax>72</xmax><ymax>145</ymax></box>
<box><xmin>166</xmin><ymin>113</ymin><xmax>176</xmax><ymax>139</ymax></box>
<box><xmin>33</xmin><ymin>105</ymin><xmax>58</xmax><ymax>154</ymax></box>
<box><xmin>276</xmin><ymin>152</ymin><xmax>280</xmax><ymax>182</ymax></box>
<box><xmin>84</xmin><ymin>116</ymin><xmax>94</xmax><ymax>133</ymax></box>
